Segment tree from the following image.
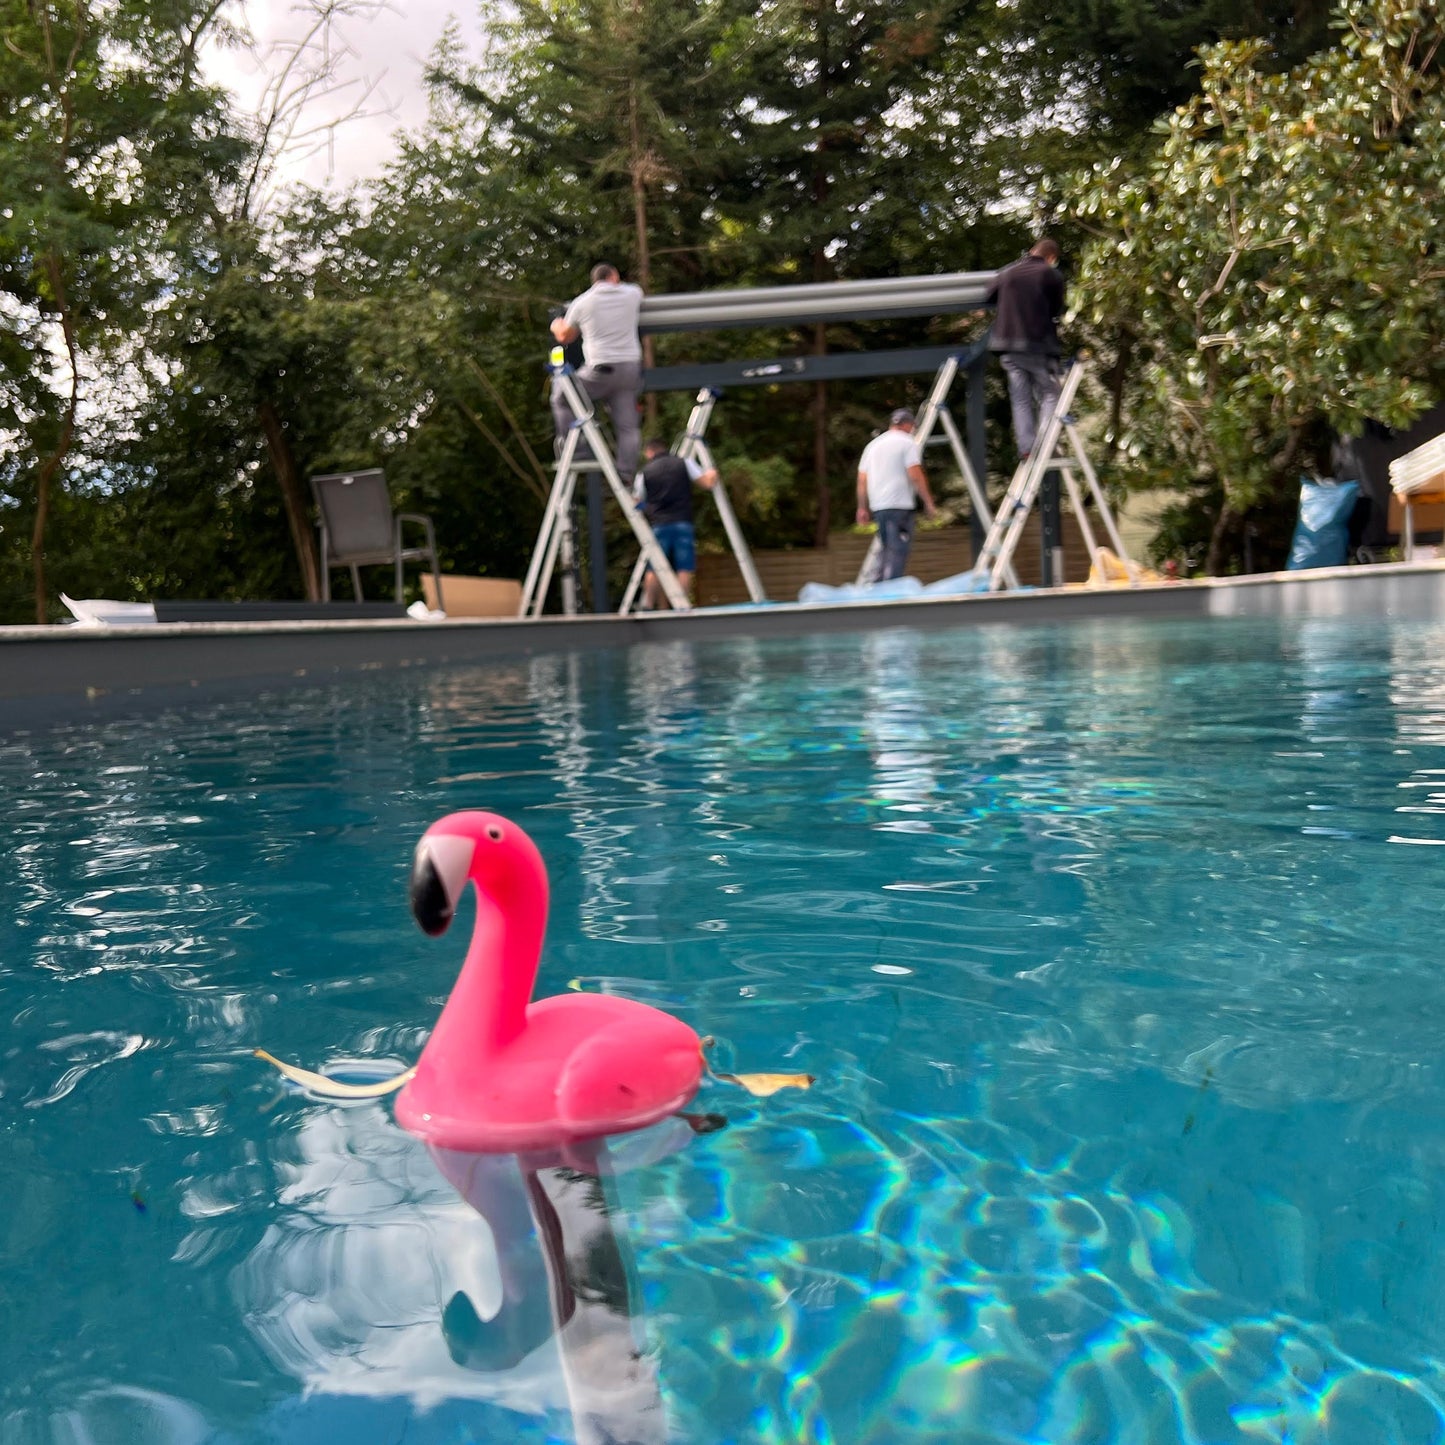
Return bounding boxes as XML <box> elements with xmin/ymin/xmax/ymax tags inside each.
<box><xmin>717</xmin><ymin>0</ymin><xmax>988</xmax><ymax>539</ymax></box>
<box><xmin>167</xmin><ymin>0</ymin><xmax>395</xmax><ymax>602</ymax></box>
<box><xmin>1013</xmin><ymin>0</ymin><xmax>1338</xmax><ymax>150</ymax></box>
<box><xmin>1070</xmin><ymin>0</ymin><xmax>1445</xmax><ymax>573</ymax></box>
<box><xmin>0</xmin><ymin>0</ymin><xmax>242</xmax><ymax>620</ymax></box>
<box><xmin>434</xmin><ymin>0</ymin><xmax>755</xmax><ymax>292</ymax></box>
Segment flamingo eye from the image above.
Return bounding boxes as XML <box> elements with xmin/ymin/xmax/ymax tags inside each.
<box><xmin>486</xmin><ymin>825</ymin><xmax>503</xmax><ymax>842</ymax></box>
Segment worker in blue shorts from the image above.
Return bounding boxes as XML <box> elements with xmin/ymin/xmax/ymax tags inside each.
<box><xmin>637</xmin><ymin>439</ymin><xmax>717</xmax><ymax>609</ymax></box>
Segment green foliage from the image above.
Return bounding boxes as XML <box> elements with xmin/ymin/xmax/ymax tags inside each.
<box><xmin>1015</xmin><ymin>0</ymin><xmax>1337</xmax><ymax>144</ymax></box>
<box><xmin>1071</xmin><ymin>0</ymin><xmax>1445</xmax><ymax>571</ymax></box>
<box><xmin>705</xmin><ymin>449</ymin><xmax>800</xmax><ymax>530</ymax></box>
<box><xmin>0</xmin><ymin>0</ymin><xmax>1042</xmax><ymax>619</ymax></box>
<box><xmin>0</xmin><ymin>0</ymin><xmax>245</xmax><ymax>618</ymax></box>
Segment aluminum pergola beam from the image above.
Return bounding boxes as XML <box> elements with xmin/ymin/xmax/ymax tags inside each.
<box><xmin>638</xmin><ymin>272</ymin><xmax>996</xmax><ymax>335</ymax></box>
<box><xmin>642</xmin><ymin>344</ymin><xmax>976</xmax><ymax>395</ymax></box>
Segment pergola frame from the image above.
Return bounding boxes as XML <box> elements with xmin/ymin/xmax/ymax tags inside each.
<box><xmin>533</xmin><ymin>272</ymin><xmax>1001</xmax><ymax>615</ymax></box>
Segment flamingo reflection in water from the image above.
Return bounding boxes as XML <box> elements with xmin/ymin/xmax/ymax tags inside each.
<box><xmin>233</xmin><ymin>1100</ymin><xmax>721</xmax><ymax>1441</ymax></box>
<box><xmin>433</xmin><ymin>1117</ymin><xmax>719</xmax><ymax>1445</ymax></box>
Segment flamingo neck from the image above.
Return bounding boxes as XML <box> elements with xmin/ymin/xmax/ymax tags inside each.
<box><xmin>428</xmin><ymin>866</ymin><xmax>549</xmax><ymax>1058</ymax></box>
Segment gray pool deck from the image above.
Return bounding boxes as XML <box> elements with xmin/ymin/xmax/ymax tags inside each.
<box><xmin>4</xmin><ymin>560</ymin><xmax>1444</xmax><ymax>727</ymax></box>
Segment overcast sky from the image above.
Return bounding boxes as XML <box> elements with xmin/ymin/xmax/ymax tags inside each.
<box><xmin>203</xmin><ymin>0</ymin><xmax>477</xmax><ymax>191</ymax></box>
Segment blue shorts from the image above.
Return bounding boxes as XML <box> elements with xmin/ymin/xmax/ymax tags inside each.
<box><xmin>648</xmin><ymin>521</ymin><xmax>697</xmax><ymax>574</ymax></box>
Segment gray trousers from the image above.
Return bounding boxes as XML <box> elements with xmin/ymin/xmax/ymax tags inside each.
<box><xmin>1000</xmin><ymin>353</ymin><xmax>1061</xmax><ymax>457</ymax></box>
<box><xmin>551</xmin><ymin>361</ymin><xmax>643</xmax><ymax>479</ymax></box>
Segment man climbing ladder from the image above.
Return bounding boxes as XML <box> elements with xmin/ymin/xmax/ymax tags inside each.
<box><xmin>521</xmin><ymin>353</ymin><xmax>692</xmax><ymax>616</ymax></box>
<box><xmin>549</xmin><ymin>263</ymin><xmax>644</xmax><ymax>481</ymax></box>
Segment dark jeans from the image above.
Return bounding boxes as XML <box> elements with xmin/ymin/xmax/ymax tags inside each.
<box><xmin>873</xmin><ymin>508</ymin><xmax>915</xmax><ymax>580</ymax></box>
<box><xmin>550</xmin><ymin>361</ymin><xmax>643</xmax><ymax>479</ymax></box>
<box><xmin>1000</xmin><ymin>353</ymin><xmax>1060</xmax><ymax>457</ymax></box>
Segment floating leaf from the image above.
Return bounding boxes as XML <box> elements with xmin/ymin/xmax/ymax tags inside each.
<box><xmin>254</xmin><ymin>1048</ymin><xmax>415</xmax><ymax>1099</ymax></box>
<box><xmin>714</xmin><ymin>1070</ymin><xmax>815</xmax><ymax>1097</ymax></box>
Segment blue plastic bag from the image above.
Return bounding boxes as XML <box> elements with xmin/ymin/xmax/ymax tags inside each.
<box><xmin>1286</xmin><ymin>477</ymin><xmax>1359</xmax><ymax>570</ymax></box>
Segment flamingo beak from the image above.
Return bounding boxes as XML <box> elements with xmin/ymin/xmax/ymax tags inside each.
<box><xmin>410</xmin><ymin>833</ymin><xmax>474</xmax><ymax>937</ymax></box>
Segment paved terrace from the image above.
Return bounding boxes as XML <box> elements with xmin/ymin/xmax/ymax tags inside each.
<box><xmin>3</xmin><ymin>561</ymin><xmax>1443</xmax><ymax>728</ymax></box>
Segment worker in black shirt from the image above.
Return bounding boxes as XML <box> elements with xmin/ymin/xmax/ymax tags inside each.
<box><xmin>985</xmin><ymin>237</ymin><xmax>1066</xmax><ymax>460</ymax></box>
<box><xmin>636</xmin><ymin>439</ymin><xmax>717</xmax><ymax>609</ymax></box>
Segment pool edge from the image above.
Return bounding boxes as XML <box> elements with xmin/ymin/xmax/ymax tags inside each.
<box><xmin>4</xmin><ymin>561</ymin><xmax>1443</xmax><ymax>727</ymax></box>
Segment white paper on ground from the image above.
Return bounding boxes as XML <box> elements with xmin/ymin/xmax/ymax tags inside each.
<box><xmin>406</xmin><ymin>600</ymin><xmax>446</xmax><ymax>620</ymax></box>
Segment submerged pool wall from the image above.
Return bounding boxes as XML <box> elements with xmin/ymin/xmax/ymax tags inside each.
<box><xmin>3</xmin><ymin>560</ymin><xmax>1444</xmax><ymax>728</ymax></box>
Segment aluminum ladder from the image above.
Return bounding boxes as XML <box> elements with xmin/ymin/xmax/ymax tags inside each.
<box><xmin>520</xmin><ymin>358</ymin><xmax>690</xmax><ymax>617</ymax></box>
<box><xmin>974</xmin><ymin>357</ymin><xmax>1137</xmax><ymax>592</ymax></box>
<box><xmin>618</xmin><ymin>387</ymin><xmax>768</xmax><ymax>613</ymax></box>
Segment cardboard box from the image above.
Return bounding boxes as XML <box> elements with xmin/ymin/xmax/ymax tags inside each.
<box><xmin>1387</xmin><ymin>490</ymin><xmax>1445</xmax><ymax>537</ymax></box>
<box><xmin>421</xmin><ymin>574</ymin><xmax>522</xmax><ymax>618</ymax></box>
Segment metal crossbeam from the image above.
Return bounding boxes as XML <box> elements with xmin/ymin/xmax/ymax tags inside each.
<box><xmin>638</xmin><ymin>273</ymin><xmax>996</xmax><ymax>336</ymax></box>
<box><xmin>641</xmin><ymin>344</ymin><xmax>968</xmax><ymax>395</ymax></box>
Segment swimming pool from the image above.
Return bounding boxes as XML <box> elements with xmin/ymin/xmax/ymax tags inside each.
<box><xmin>3</xmin><ymin>615</ymin><xmax>1444</xmax><ymax>1443</ymax></box>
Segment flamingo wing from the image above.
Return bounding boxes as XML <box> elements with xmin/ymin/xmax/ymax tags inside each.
<box><xmin>554</xmin><ymin>1020</ymin><xmax>702</xmax><ymax>1135</ymax></box>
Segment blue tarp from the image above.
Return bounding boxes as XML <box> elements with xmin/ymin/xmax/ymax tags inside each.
<box><xmin>797</xmin><ymin>570</ymin><xmax>994</xmax><ymax>605</ymax></box>
<box><xmin>1287</xmin><ymin>478</ymin><xmax>1359</xmax><ymax>570</ymax></box>
<box><xmin>798</xmin><ymin>576</ymin><xmax>924</xmax><ymax>604</ymax></box>
<box><xmin>920</xmin><ymin>569</ymin><xmax>994</xmax><ymax>597</ymax></box>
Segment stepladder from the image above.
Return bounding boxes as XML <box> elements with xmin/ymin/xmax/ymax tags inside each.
<box><xmin>972</xmin><ymin>357</ymin><xmax>1138</xmax><ymax>592</ymax></box>
<box><xmin>520</xmin><ymin>361</ymin><xmax>692</xmax><ymax>617</ymax></box>
<box><xmin>854</xmin><ymin>349</ymin><xmax>1018</xmax><ymax>589</ymax></box>
<box><xmin>618</xmin><ymin>388</ymin><xmax>768</xmax><ymax>614</ymax></box>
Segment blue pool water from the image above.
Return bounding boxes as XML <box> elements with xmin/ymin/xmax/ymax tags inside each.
<box><xmin>3</xmin><ymin>616</ymin><xmax>1445</xmax><ymax>1444</ymax></box>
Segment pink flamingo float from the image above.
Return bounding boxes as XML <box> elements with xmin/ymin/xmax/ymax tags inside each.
<box><xmin>257</xmin><ymin>810</ymin><xmax>810</xmax><ymax>1151</ymax></box>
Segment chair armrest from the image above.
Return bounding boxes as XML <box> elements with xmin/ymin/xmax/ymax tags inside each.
<box><xmin>396</xmin><ymin>513</ymin><xmax>439</xmax><ymax>550</ymax></box>
<box><xmin>395</xmin><ymin>513</ymin><xmax>441</xmax><ymax>573</ymax></box>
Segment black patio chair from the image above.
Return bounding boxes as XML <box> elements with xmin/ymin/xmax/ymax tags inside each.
<box><xmin>310</xmin><ymin>469</ymin><xmax>443</xmax><ymax>610</ymax></box>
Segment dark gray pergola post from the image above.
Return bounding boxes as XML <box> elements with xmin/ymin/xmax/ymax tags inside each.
<box><xmin>587</xmin><ymin>473</ymin><xmax>609</xmax><ymax>613</ymax></box>
<box><xmin>1040</xmin><ymin>471</ymin><xmax>1063</xmax><ymax>586</ymax></box>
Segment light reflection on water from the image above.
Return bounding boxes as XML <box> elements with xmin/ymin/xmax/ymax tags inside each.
<box><xmin>2</xmin><ymin>616</ymin><xmax>1445</xmax><ymax>1443</ymax></box>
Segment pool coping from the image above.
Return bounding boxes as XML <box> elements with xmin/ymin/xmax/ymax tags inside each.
<box><xmin>4</xmin><ymin>560</ymin><xmax>1444</xmax><ymax>727</ymax></box>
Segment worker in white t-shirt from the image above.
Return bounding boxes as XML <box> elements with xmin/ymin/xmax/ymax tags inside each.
<box><xmin>855</xmin><ymin>408</ymin><xmax>938</xmax><ymax>580</ymax></box>
<box><xmin>549</xmin><ymin>262</ymin><xmax>644</xmax><ymax>478</ymax></box>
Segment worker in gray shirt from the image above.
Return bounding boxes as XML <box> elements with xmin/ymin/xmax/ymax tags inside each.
<box><xmin>550</xmin><ymin>263</ymin><xmax>644</xmax><ymax>479</ymax></box>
